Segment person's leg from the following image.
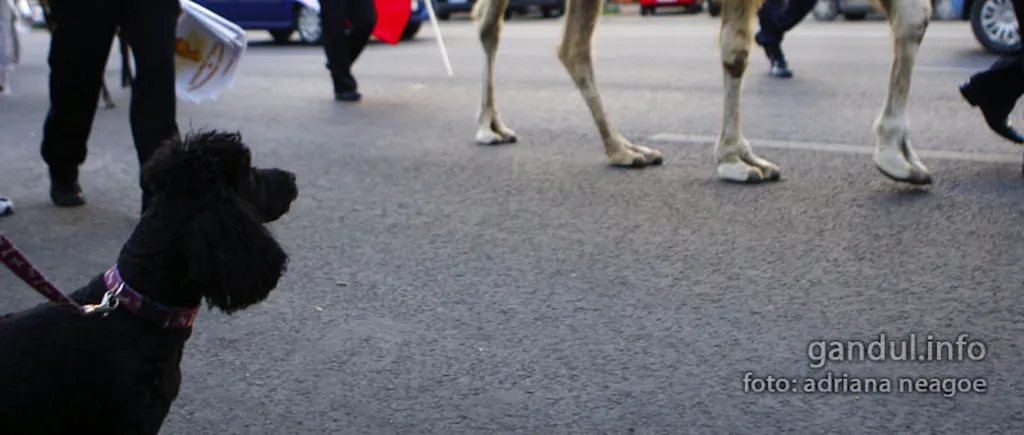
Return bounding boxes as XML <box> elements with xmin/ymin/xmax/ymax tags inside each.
<box><xmin>957</xmin><ymin>0</ymin><xmax>1024</xmax><ymax>143</ymax></box>
<box><xmin>320</xmin><ymin>0</ymin><xmax>358</xmax><ymax>97</ymax></box>
<box><xmin>757</xmin><ymin>0</ymin><xmax>816</xmax><ymax>78</ymax></box>
<box><xmin>755</xmin><ymin>0</ymin><xmax>785</xmax><ymax>53</ymax></box>
<box><xmin>346</xmin><ymin>0</ymin><xmax>377</xmax><ymax>69</ymax></box>
<box><xmin>40</xmin><ymin>0</ymin><xmax>118</xmax><ymax>207</ymax></box>
<box><xmin>334</xmin><ymin>0</ymin><xmax>376</xmax><ymax>100</ymax></box>
<box><xmin>777</xmin><ymin>0</ymin><xmax>817</xmax><ymax>32</ymax></box>
<box><xmin>118</xmin><ymin>0</ymin><xmax>180</xmax><ymax>212</ymax></box>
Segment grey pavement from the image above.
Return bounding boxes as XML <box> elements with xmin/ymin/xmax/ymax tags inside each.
<box><xmin>3</xmin><ymin>14</ymin><xmax>1024</xmax><ymax>434</ymax></box>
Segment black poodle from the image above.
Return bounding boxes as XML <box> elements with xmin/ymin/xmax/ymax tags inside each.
<box><xmin>0</xmin><ymin>130</ymin><xmax>298</xmax><ymax>435</ymax></box>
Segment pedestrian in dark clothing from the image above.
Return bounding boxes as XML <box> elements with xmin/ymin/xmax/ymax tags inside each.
<box><xmin>320</xmin><ymin>0</ymin><xmax>377</xmax><ymax>102</ymax></box>
<box><xmin>755</xmin><ymin>0</ymin><xmax>817</xmax><ymax>78</ymax></box>
<box><xmin>958</xmin><ymin>0</ymin><xmax>1024</xmax><ymax>144</ymax></box>
<box><xmin>41</xmin><ymin>0</ymin><xmax>180</xmax><ymax>212</ymax></box>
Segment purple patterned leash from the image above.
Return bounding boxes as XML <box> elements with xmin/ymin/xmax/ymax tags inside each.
<box><xmin>0</xmin><ymin>234</ymin><xmax>92</xmax><ymax>314</ymax></box>
<box><xmin>1</xmin><ymin>234</ymin><xmax>200</xmax><ymax>327</ymax></box>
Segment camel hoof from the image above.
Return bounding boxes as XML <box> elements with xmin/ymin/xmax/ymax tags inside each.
<box><xmin>742</xmin><ymin>154</ymin><xmax>780</xmax><ymax>181</ymax></box>
<box><xmin>475</xmin><ymin>129</ymin><xmax>517</xmax><ymax>145</ymax></box>
<box><xmin>628</xmin><ymin>144</ymin><xmax>664</xmax><ymax>166</ymax></box>
<box><xmin>609</xmin><ymin>146</ymin><xmax>661</xmax><ymax>168</ymax></box>
<box><xmin>717</xmin><ymin>161</ymin><xmax>766</xmax><ymax>183</ymax></box>
<box><xmin>875</xmin><ymin>164</ymin><xmax>932</xmax><ymax>185</ymax></box>
<box><xmin>873</xmin><ymin>148</ymin><xmax>932</xmax><ymax>185</ymax></box>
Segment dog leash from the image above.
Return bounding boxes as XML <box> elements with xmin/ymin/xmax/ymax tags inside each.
<box><xmin>0</xmin><ymin>234</ymin><xmax>115</xmax><ymax>315</ymax></box>
<box><xmin>0</xmin><ymin>234</ymin><xmax>200</xmax><ymax>327</ymax></box>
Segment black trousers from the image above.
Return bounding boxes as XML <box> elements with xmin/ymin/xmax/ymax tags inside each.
<box><xmin>319</xmin><ymin>0</ymin><xmax>377</xmax><ymax>93</ymax></box>
<box><xmin>757</xmin><ymin>0</ymin><xmax>817</xmax><ymax>49</ymax></box>
<box><xmin>40</xmin><ymin>0</ymin><xmax>179</xmax><ymax>173</ymax></box>
<box><xmin>968</xmin><ymin>0</ymin><xmax>1024</xmax><ymax>103</ymax></box>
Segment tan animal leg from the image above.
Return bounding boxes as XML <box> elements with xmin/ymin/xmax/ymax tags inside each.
<box><xmin>872</xmin><ymin>0</ymin><xmax>932</xmax><ymax>184</ymax></box>
<box><xmin>715</xmin><ymin>0</ymin><xmax>780</xmax><ymax>183</ymax></box>
<box><xmin>556</xmin><ymin>0</ymin><xmax>661</xmax><ymax>167</ymax></box>
<box><xmin>472</xmin><ymin>0</ymin><xmax>518</xmax><ymax>144</ymax></box>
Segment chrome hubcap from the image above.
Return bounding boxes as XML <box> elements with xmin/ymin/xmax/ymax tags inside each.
<box><xmin>296</xmin><ymin>7</ymin><xmax>322</xmax><ymax>42</ymax></box>
<box><xmin>813</xmin><ymin>0</ymin><xmax>837</xmax><ymax>17</ymax></box>
<box><xmin>981</xmin><ymin>0</ymin><xmax>1020</xmax><ymax>47</ymax></box>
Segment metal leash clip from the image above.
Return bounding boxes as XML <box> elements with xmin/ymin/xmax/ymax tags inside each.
<box><xmin>81</xmin><ymin>282</ymin><xmax>124</xmax><ymax>316</ymax></box>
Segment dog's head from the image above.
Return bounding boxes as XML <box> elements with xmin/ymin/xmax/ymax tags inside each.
<box><xmin>139</xmin><ymin>130</ymin><xmax>298</xmax><ymax>314</ymax></box>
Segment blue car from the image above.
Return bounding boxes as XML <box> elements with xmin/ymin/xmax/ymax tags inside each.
<box><xmin>194</xmin><ymin>0</ymin><xmax>430</xmax><ymax>44</ymax></box>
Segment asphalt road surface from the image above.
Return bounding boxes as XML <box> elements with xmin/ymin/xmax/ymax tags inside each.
<box><xmin>3</xmin><ymin>13</ymin><xmax>1024</xmax><ymax>434</ymax></box>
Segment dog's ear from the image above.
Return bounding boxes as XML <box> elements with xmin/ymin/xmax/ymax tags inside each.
<box><xmin>182</xmin><ymin>188</ymin><xmax>288</xmax><ymax>314</ymax></box>
<box><xmin>141</xmin><ymin>137</ymin><xmax>186</xmax><ymax>197</ymax></box>
<box><xmin>170</xmin><ymin>130</ymin><xmax>289</xmax><ymax>313</ymax></box>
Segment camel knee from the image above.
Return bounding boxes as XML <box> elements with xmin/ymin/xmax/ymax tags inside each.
<box><xmin>718</xmin><ymin>0</ymin><xmax>757</xmax><ymax>77</ymax></box>
<box><xmin>474</xmin><ymin>0</ymin><xmax>508</xmax><ymax>46</ymax></box>
<box><xmin>886</xmin><ymin>0</ymin><xmax>930</xmax><ymax>43</ymax></box>
<box><xmin>556</xmin><ymin>43</ymin><xmax>586</xmax><ymax>68</ymax></box>
<box><xmin>719</xmin><ymin>31</ymin><xmax>751</xmax><ymax>78</ymax></box>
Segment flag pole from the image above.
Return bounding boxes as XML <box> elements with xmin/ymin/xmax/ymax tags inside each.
<box><xmin>421</xmin><ymin>0</ymin><xmax>453</xmax><ymax>76</ymax></box>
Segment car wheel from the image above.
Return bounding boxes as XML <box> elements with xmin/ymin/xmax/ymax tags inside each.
<box><xmin>971</xmin><ymin>0</ymin><xmax>1020</xmax><ymax>54</ymax></box>
<box><xmin>295</xmin><ymin>4</ymin><xmax>322</xmax><ymax>45</ymax></box>
<box><xmin>401</xmin><ymin>21</ymin><xmax>422</xmax><ymax>40</ymax></box>
<box><xmin>541</xmin><ymin>6</ymin><xmax>562</xmax><ymax>17</ymax></box>
<box><xmin>269</xmin><ymin>29</ymin><xmax>293</xmax><ymax>44</ymax></box>
<box><xmin>812</xmin><ymin>0</ymin><xmax>839</xmax><ymax>21</ymax></box>
<box><xmin>438</xmin><ymin>12</ymin><xmax>450</xmax><ymax>20</ymax></box>
<box><xmin>932</xmin><ymin>0</ymin><xmax>957</xmax><ymax>20</ymax></box>
<box><xmin>704</xmin><ymin>0</ymin><xmax>721</xmax><ymax>17</ymax></box>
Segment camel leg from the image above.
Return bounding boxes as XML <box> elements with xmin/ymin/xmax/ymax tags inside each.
<box><xmin>872</xmin><ymin>0</ymin><xmax>931</xmax><ymax>184</ymax></box>
<box><xmin>715</xmin><ymin>0</ymin><xmax>780</xmax><ymax>183</ymax></box>
<box><xmin>555</xmin><ymin>0</ymin><xmax>662</xmax><ymax>167</ymax></box>
<box><xmin>99</xmin><ymin>81</ymin><xmax>116</xmax><ymax>110</ymax></box>
<box><xmin>472</xmin><ymin>0</ymin><xmax>517</xmax><ymax>145</ymax></box>
<box><xmin>119</xmin><ymin>34</ymin><xmax>133</xmax><ymax>89</ymax></box>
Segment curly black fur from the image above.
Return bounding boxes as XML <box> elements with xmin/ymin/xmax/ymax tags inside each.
<box><xmin>0</xmin><ymin>130</ymin><xmax>298</xmax><ymax>435</ymax></box>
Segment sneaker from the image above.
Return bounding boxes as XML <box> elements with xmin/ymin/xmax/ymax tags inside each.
<box><xmin>769</xmin><ymin>58</ymin><xmax>793</xmax><ymax>78</ymax></box>
<box><xmin>0</xmin><ymin>196</ymin><xmax>13</xmax><ymax>216</ymax></box>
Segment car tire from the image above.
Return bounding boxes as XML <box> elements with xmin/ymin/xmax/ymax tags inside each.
<box><xmin>812</xmin><ymin>0</ymin><xmax>839</xmax><ymax>21</ymax></box>
<box><xmin>269</xmin><ymin>29</ymin><xmax>293</xmax><ymax>44</ymax></box>
<box><xmin>401</xmin><ymin>21</ymin><xmax>422</xmax><ymax>40</ymax></box>
<box><xmin>932</xmin><ymin>0</ymin><xmax>957</xmax><ymax>20</ymax></box>
<box><xmin>970</xmin><ymin>0</ymin><xmax>1021</xmax><ymax>54</ymax></box>
<box><xmin>541</xmin><ymin>6</ymin><xmax>562</xmax><ymax>17</ymax></box>
<box><xmin>640</xmin><ymin>5</ymin><xmax>655</xmax><ymax>15</ymax></box>
<box><xmin>704</xmin><ymin>0</ymin><xmax>721</xmax><ymax>17</ymax></box>
<box><xmin>294</xmin><ymin>3</ymin><xmax>323</xmax><ymax>45</ymax></box>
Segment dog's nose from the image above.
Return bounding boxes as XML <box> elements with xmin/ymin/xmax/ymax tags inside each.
<box><xmin>286</xmin><ymin>172</ymin><xmax>296</xmax><ymax>184</ymax></box>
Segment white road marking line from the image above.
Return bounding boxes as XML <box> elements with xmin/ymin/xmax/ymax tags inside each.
<box><xmin>649</xmin><ymin>133</ymin><xmax>1022</xmax><ymax>163</ymax></box>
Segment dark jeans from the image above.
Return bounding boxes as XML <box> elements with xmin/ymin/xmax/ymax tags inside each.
<box><xmin>41</xmin><ymin>0</ymin><xmax>180</xmax><ymax>175</ymax></box>
<box><xmin>319</xmin><ymin>0</ymin><xmax>377</xmax><ymax>93</ymax></box>
<box><xmin>757</xmin><ymin>0</ymin><xmax>817</xmax><ymax>57</ymax></box>
<box><xmin>968</xmin><ymin>0</ymin><xmax>1024</xmax><ymax>103</ymax></box>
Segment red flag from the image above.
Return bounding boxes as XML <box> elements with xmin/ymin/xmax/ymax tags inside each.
<box><xmin>372</xmin><ymin>0</ymin><xmax>412</xmax><ymax>45</ymax></box>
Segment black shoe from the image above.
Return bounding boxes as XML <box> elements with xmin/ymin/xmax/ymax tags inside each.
<box><xmin>48</xmin><ymin>166</ymin><xmax>86</xmax><ymax>207</ymax></box>
<box><xmin>335</xmin><ymin>91</ymin><xmax>362</xmax><ymax>102</ymax></box>
<box><xmin>769</xmin><ymin>58</ymin><xmax>793</xmax><ymax>78</ymax></box>
<box><xmin>959</xmin><ymin>79</ymin><xmax>1024</xmax><ymax>144</ymax></box>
